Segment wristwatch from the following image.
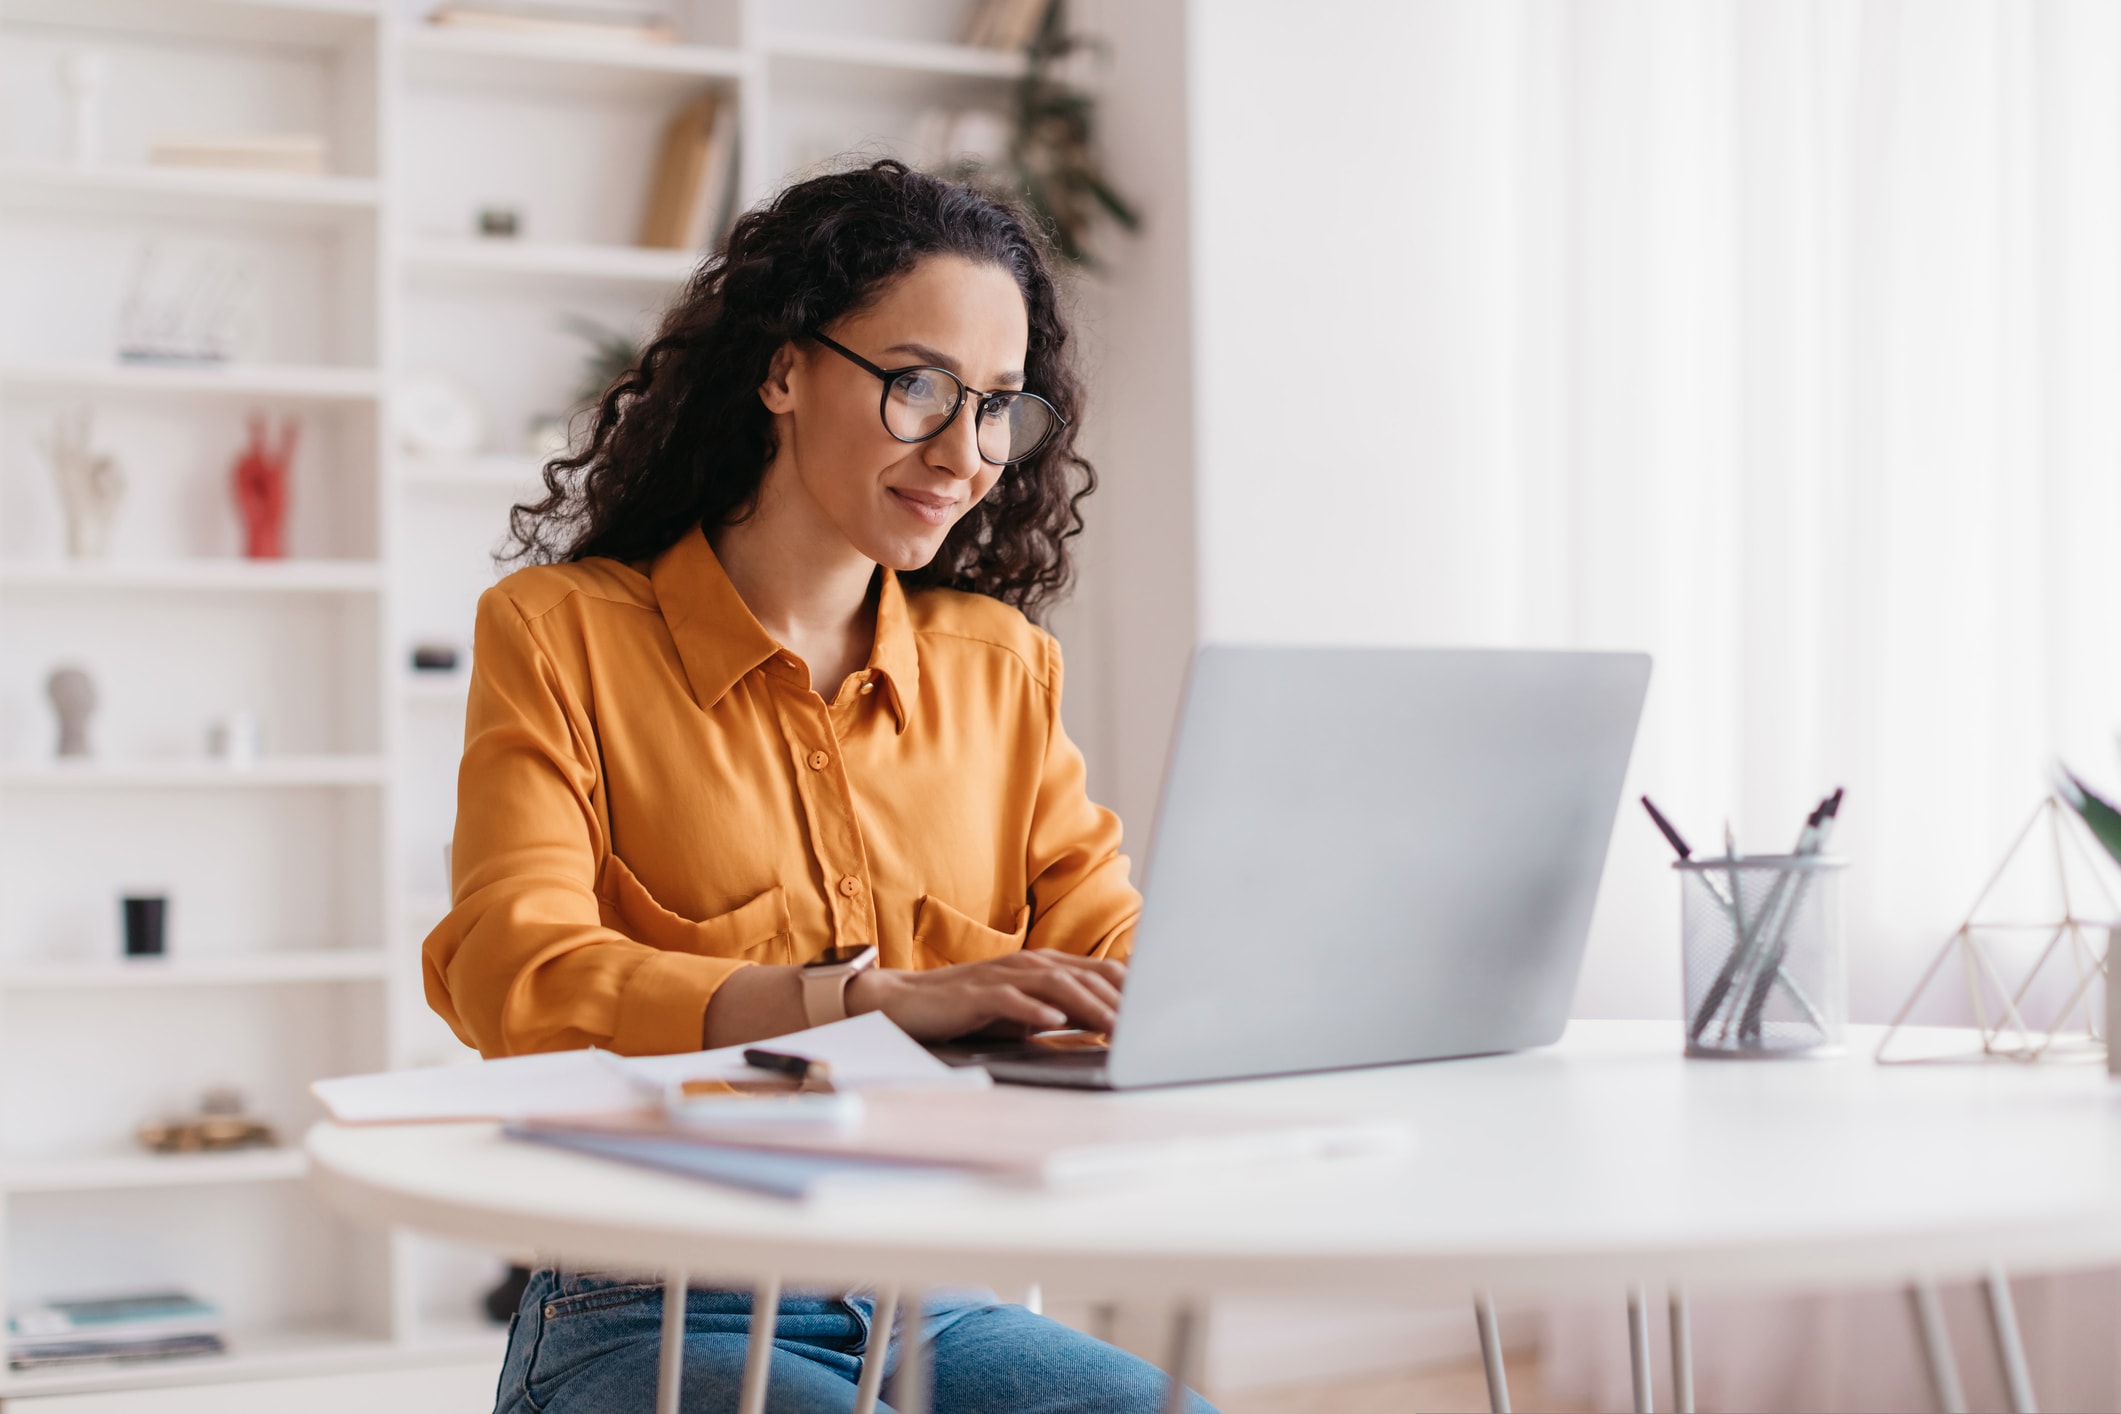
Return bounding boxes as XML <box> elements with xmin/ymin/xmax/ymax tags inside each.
<box><xmin>799</xmin><ymin>944</ymin><xmax>878</xmax><ymax>1028</ymax></box>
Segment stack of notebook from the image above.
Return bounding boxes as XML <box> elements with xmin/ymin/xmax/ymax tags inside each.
<box><xmin>314</xmin><ymin>1013</ymin><xmax>1409</xmax><ymax>1201</ymax></box>
<box><xmin>9</xmin><ymin>1290</ymin><xmax>224</xmax><ymax>1371</ymax></box>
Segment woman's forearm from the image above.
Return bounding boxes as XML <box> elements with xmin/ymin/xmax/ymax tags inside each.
<box><xmin>701</xmin><ymin>964</ymin><xmax>811</xmax><ymax>1049</ymax></box>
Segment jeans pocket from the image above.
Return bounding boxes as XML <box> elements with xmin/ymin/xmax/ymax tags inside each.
<box><xmin>524</xmin><ymin>1277</ymin><xmax>663</xmax><ymax>1410</ymax></box>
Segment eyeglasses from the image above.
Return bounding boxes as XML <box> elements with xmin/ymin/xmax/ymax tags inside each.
<box><xmin>810</xmin><ymin>330</ymin><xmax>1064</xmax><ymax>466</ymax></box>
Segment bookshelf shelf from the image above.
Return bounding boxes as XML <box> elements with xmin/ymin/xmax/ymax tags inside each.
<box><xmin>0</xmin><ymin>1326</ymin><xmax>471</xmax><ymax>1401</ymax></box>
<box><xmin>399</xmin><ymin>451</ymin><xmax>547</xmax><ymax>490</ymax></box>
<box><xmin>399</xmin><ymin>26</ymin><xmax>744</xmax><ymax>100</ymax></box>
<box><xmin>2</xmin><ymin>1147</ymin><xmax>308</xmax><ymax>1193</ymax></box>
<box><xmin>0</xmin><ymin>0</ymin><xmax>1068</xmax><ymax>1402</ymax></box>
<box><xmin>0</xmin><ymin>560</ymin><xmax>386</xmax><ymax>594</ymax></box>
<box><xmin>1</xmin><ymin>0</ymin><xmax>380</xmax><ymax>47</ymax></box>
<box><xmin>403</xmin><ymin>237</ymin><xmax>701</xmax><ymax>287</ymax></box>
<box><xmin>0</xmin><ymin>162</ymin><xmax>382</xmax><ymax>226</ymax></box>
<box><xmin>763</xmin><ymin>32</ymin><xmax>1030</xmax><ymax>82</ymax></box>
<box><xmin>0</xmin><ymin>756</ymin><xmax>388</xmax><ymax>789</ymax></box>
<box><xmin>0</xmin><ymin>952</ymin><xmax>391</xmax><ymax>990</ymax></box>
<box><xmin>0</xmin><ymin>359</ymin><xmax>383</xmax><ymax>405</ymax></box>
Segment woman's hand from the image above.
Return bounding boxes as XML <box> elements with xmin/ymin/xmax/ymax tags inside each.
<box><xmin>844</xmin><ymin>950</ymin><xmax>1126</xmax><ymax>1043</ymax></box>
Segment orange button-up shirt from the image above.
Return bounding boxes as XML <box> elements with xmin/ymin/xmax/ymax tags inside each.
<box><xmin>422</xmin><ymin>527</ymin><xmax>1139</xmax><ymax>1058</ymax></box>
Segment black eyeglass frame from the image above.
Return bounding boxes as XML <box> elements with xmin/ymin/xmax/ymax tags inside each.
<box><xmin>809</xmin><ymin>330</ymin><xmax>1065</xmax><ymax>466</ymax></box>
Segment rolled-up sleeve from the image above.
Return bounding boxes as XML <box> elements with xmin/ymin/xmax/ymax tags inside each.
<box><xmin>1022</xmin><ymin>632</ymin><xmax>1141</xmax><ymax>961</ymax></box>
<box><xmin>420</xmin><ymin>587</ymin><xmax>747</xmax><ymax>1057</ymax></box>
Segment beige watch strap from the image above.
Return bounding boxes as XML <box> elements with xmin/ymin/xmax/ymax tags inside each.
<box><xmin>799</xmin><ymin>949</ymin><xmax>876</xmax><ymax>1028</ymax></box>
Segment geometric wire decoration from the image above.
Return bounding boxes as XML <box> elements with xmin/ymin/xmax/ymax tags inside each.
<box><xmin>1875</xmin><ymin>795</ymin><xmax>2121</xmax><ymax>1065</ymax></box>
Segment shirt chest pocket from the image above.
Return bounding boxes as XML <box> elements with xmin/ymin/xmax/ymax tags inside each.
<box><xmin>596</xmin><ymin>853</ymin><xmax>795</xmax><ymax>965</ymax></box>
<box><xmin>912</xmin><ymin>894</ymin><xmax>1030</xmax><ymax>968</ymax></box>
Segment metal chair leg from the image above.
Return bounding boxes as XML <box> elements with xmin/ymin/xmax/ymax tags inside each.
<box><xmin>736</xmin><ymin>1274</ymin><xmax>780</xmax><ymax>1414</ymax></box>
<box><xmin>655</xmin><ymin>1270</ymin><xmax>688</xmax><ymax>1414</ymax></box>
<box><xmin>1983</xmin><ymin>1268</ymin><xmax>2038</xmax><ymax>1414</ymax></box>
<box><xmin>1907</xmin><ymin>1279</ymin><xmax>1967</xmax><ymax>1414</ymax></box>
<box><xmin>894</xmin><ymin>1288</ymin><xmax>932</xmax><ymax>1414</ymax></box>
<box><xmin>1627</xmin><ymin>1284</ymin><xmax>1654</xmax><ymax>1414</ymax></box>
<box><xmin>851</xmin><ymin>1284</ymin><xmax>899</xmax><ymax>1414</ymax></box>
<box><xmin>1474</xmin><ymin>1290</ymin><xmax>1510</xmax><ymax>1414</ymax></box>
<box><xmin>1159</xmin><ymin>1301</ymin><xmax>1204</xmax><ymax>1414</ymax></box>
<box><xmin>1667</xmin><ymin>1288</ymin><xmax>1693</xmax><ymax>1414</ymax></box>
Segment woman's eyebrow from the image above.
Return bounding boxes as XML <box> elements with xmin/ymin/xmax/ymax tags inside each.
<box><xmin>884</xmin><ymin>342</ymin><xmax>1026</xmax><ymax>386</ymax></box>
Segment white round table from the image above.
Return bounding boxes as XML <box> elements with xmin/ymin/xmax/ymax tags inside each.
<box><xmin>307</xmin><ymin>1022</ymin><xmax>2121</xmax><ymax>1414</ymax></box>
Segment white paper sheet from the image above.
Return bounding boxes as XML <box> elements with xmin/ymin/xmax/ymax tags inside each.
<box><xmin>311</xmin><ymin>1013</ymin><xmax>987</xmax><ymax>1125</ymax></box>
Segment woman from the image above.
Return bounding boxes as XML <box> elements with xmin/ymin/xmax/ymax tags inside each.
<box><xmin>423</xmin><ymin>161</ymin><xmax>1216</xmax><ymax>1413</ymax></box>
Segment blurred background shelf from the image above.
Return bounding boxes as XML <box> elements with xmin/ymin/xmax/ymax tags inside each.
<box><xmin>2</xmin><ymin>1146</ymin><xmax>308</xmax><ymax>1192</ymax></box>
<box><xmin>0</xmin><ymin>560</ymin><xmax>385</xmax><ymax>593</ymax></box>
<box><xmin>0</xmin><ymin>0</ymin><xmax>382</xmax><ymax>47</ymax></box>
<box><xmin>398</xmin><ymin>25</ymin><xmax>743</xmax><ymax>99</ymax></box>
<box><xmin>0</xmin><ymin>359</ymin><xmax>383</xmax><ymax>403</ymax></box>
<box><xmin>0</xmin><ymin>951</ymin><xmax>390</xmax><ymax>989</ymax></box>
<box><xmin>0</xmin><ymin>162</ymin><xmax>381</xmax><ymax>225</ymax></box>
<box><xmin>763</xmin><ymin>31</ymin><xmax>1030</xmax><ymax>81</ymax></box>
<box><xmin>403</xmin><ymin>236</ymin><xmax>700</xmax><ymax>287</ymax></box>
<box><xmin>0</xmin><ymin>756</ymin><xmax>387</xmax><ymax>788</ymax></box>
<box><xmin>0</xmin><ymin>0</ymin><xmax>1066</xmax><ymax>1405</ymax></box>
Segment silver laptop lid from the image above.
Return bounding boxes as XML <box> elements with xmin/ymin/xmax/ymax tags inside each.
<box><xmin>1105</xmin><ymin>646</ymin><xmax>1650</xmax><ymax>1088</ymax></box>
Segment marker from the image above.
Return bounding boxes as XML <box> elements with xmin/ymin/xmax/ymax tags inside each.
<box><xmin>743</xmin><ymin>1048</ymin><xmax>833</xmax><ymax>1090</ymax></box>
<box><xmin>1641</xmin><ymin>796</ymin><xmax>1693</xmax><ymax>860</ymax></box>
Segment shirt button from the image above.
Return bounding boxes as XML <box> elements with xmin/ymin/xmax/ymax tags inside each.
<box><xmin>859</xmin><ymin>682</ymin><xmax>876</xmax><ymax>695</ymax></box>
<box><xmin>807</xmin><ymin>750</ymin><xmax>829</xmax><ymax>770</ymax></box>
<box><xmin>838</xmin><ymin>875</ymin><xmax>863</xmax><ymax>897</ymax></box>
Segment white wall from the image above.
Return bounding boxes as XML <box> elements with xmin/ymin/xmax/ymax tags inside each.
<box><xmin>1051</xmin><ymin>0</ymin><xmax>1199</xmax><ymax>859</ymax></box>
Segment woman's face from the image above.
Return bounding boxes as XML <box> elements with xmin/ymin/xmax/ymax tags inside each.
<box><xmin>759</xmin><ymin>254</ymin><xmax>1030</xmax><ymax>572</ymax></box>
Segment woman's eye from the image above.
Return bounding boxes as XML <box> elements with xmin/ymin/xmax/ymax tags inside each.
<box><xmin>898</xmin><ymin>373</ymin><xmax>938</xmax><ymax>402</ymax></box>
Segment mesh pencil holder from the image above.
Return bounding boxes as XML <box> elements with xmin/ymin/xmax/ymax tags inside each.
<box><xmin>1679</xmin><ymin>855</ymin><xmax>1848</xmax><ymax>1058</ymax></box>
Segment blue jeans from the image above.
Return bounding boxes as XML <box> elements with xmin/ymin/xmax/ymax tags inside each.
<box><xmin>495</xmin><ymin>1269</ymin><xmax>1218</xmax><ymax>1413</ymax></box>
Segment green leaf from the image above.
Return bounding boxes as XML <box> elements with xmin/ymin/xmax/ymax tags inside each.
<box><xmin>2059</xmin><ymin>765</ymin><xmax>2121</xmax><ymax>870</ymax></box>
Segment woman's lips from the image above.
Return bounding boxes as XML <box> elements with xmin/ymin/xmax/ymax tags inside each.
<box><xmin>888</xmin><ymin>486</ymin><xmax>960</xmax><ymax>526</ymax></box>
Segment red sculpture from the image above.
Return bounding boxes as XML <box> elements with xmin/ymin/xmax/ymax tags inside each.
<box><xmin>231</xmin><ymin>414</ymin><xmax>297</xmax><ymax>560</ymax></box>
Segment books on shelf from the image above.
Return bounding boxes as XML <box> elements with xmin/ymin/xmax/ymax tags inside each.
<box><xmin>961</xmin><ymin>0</ymin><xmax>1052</xmax><ymax>51</ymax></box>
<box><xmin>428</xmin><ymin>1</ymin><xmax>678</xmax><ymax>46</ymax></box>
<box><xmin>638</xmin><ymin>92</ymin><xmax>737</xmax><ymax>251</ymax></box>
<box><xmin>9</xmin><ymin>1290</ymin><xmax>225</xmax><ymax>1371</ymax></box>
<box><xmin>148</xmin><ymin>135</ymin><xmax>329</xmax><ymax>176</ymax></box>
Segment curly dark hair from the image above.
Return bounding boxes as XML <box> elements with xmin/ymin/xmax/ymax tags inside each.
<box><xmin>505</xmin><ymin>159</ymin><xmax>1094</xmax><ymax>622</ymax></box>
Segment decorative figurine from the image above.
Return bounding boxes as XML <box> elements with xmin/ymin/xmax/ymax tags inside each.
<box><xmin>46</xmin><ymin>667</ymin><xmax>96</xmax><ymax>758</ymax></box>
<box><xmin>40</xmin><ymin>410</ymin><xmax>124</xmax><ymax>558</ymax></box>
<box><xmin>410</xmin><ymin>643</ymin><xmax>460</xmax><ymax>672</ymax></box>
<box><xmin>58</xmin><ymin>50</ymin><xmax>106</xmax><ymax>167</ymax></box>
<box><xmin>476</xmin><ymin>206</ymin><xmax>521</xmax><ymax>238</ymax></box>
<box><xmin>230</xmin><ymin>414</ymin><xmax>297</xmax><ymax>559</ymax></box>
<box><xmin>206</xmin><ymin>709</ymin><xmax>260</xmax><ymax>767</ymax></box>
<box><xmin>122</xmin><ymin>895</ymin><xmax>168</xmax><ymax>957</ymax></box>
<box><xmin>117</xmin><ymin>243</ymin><xmax>251</xmax><ymax>365</ymax></box>
<box><xmin>137</xmin><ymin>1087</ymin><xmax>277</xmax><ymax>1154</ymax></box>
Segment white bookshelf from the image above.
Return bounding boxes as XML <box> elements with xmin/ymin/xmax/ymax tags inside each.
<box><xmin>0</xmin><ymin>0</ymin><xmax>1035</xmax><ymax>1403</ymax></box>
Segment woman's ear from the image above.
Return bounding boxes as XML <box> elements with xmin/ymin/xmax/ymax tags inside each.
<box><xmin>758</xmin><ymin>341</ymin><xmax>800</xmax><ymax>414</ymax></box>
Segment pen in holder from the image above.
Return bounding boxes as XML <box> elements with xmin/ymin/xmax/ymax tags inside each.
<box><xmin>1680</xmin><ymin>854</ymin><xmax>1849</xmax><ymax>1058</ymax></box>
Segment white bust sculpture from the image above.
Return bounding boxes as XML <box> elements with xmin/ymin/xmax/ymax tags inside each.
<box><xmin>47</xmin><ymin>667</ymin><xmax>96</xmax><ymax>759</ymax></box>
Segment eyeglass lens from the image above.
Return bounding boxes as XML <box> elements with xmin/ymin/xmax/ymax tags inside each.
<box><xmin>885</xmin><ymin>369</ymin><xmax>1057</xmax><ymax>463</ymax></box>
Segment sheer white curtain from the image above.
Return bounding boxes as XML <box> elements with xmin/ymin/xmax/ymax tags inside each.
<box><xmin>1500</xmin><ymin>0</ymin><xmax>2121</xmax><ymax>1023</ymax></box>
<box><xmin>1509</xmin><ymin>1</ymin><xmax>2121</xmax><ymax>1406</ymax></box>
<box><xmin>1174</xmin><ymin>0</ymin><xmax>2121</xmax><ymax>1404</ymax></box>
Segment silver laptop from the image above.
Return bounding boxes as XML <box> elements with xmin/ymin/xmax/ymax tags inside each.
<box><xmin>938</xmin><ymin>645</ymin><xmax>1650</xmax><ymax>1089</ymax></box>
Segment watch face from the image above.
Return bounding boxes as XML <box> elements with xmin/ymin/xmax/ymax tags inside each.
<box><xmin>805</xmin><ymin>945</ymin><xmax>872</xmax><ymax>969</ymax></box>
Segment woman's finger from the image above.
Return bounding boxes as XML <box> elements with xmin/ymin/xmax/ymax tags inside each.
<box><xmin>1008</xmin><ymin>969</ymin><xmax>1119</xmax><ymax>1032</ymax></box>
<box><xmin>975</xmin><ymin>983</ymin><xmax>1067</xmax><ymax>1033</ymax></box>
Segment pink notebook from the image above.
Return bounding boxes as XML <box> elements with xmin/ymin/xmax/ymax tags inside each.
<box><xmin>515</xmin><ymin>1088</ymin><xmax>1409</xmax><ymax>1189</ymax></box>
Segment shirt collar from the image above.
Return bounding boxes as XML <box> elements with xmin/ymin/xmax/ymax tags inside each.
<box><xmin>648</xmin><ymin>527</ymin><xmax>920</xmax><ymax>733</ymax></box>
